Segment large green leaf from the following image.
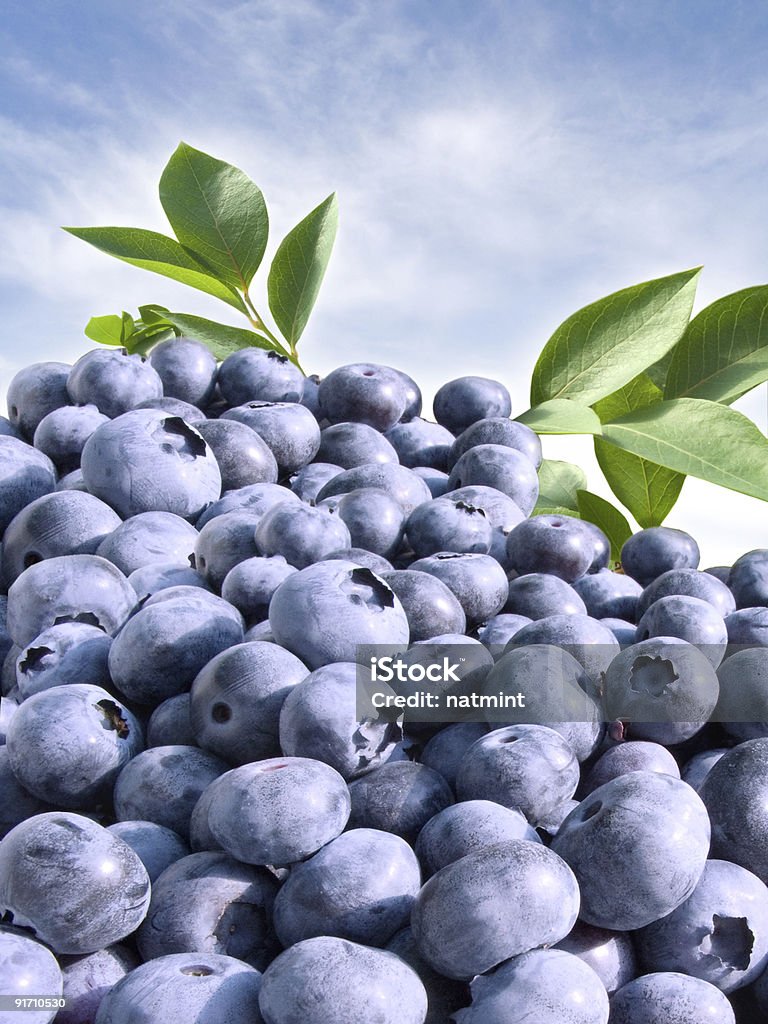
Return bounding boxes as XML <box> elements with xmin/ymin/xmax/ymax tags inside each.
<box><xmin>159</xmin><ymin>142</ymin><xmax>269</xmax><ymax>291</ymax></box>
<box><xmin>593</xmin><ymin>373</ymin><xmax>685</xmax><ymax>528</ymax></box>
<box><xmin>664</xmin><ymin>285</ymin><xmax>768</xmax><ymax>404</ymax></box>
<box><xmin>530</xmin><ymin>267</ymin><xmax>701</xmax><ymax>407</ymax></box>
<box><xmin>268</xmin><ymin>193</ymin><xmax>338</xmax><ymax>348</ymax></box>
<box><xmin>63</xmin><ymin>226</ymin><xmax>246</xmax><ymax>311</ymax></box>
<box><xmin>576</xmin><ymin>489</ymin><xmax>632</xmax><ymax>564</ymax></box>
<box><xmin>515</xmin><ymin>399</ymin><xmax>602</xmax><ymax>435</ymax></box>
<box><xmin>84</xmin><ymin>314</ymin><xmax>126</xmax><ymax>346</ymax></box>
<box><xmin>534</xmin><ymin>459</ymin><xmax>586</xmax><ymax>513</ymax></box>
<box><xmin>602</xmin><ymin>398</ymin><xmax>768</xmax><ymax>501</ymax></box>
<box><xmin>139</xmin><ymin>306</ymin><xmax>276</xmax><ymax>361</ymax></box>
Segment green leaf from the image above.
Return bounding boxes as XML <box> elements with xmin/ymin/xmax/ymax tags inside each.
<box><xmin>63</xmin><ymin>226</ymin><xmax>247</xmax><ymax>311</ymax></box>
<box><xmin>664</xmin><ymin>285</ymin><xmax>768</xmax><ymax>404</ymax></box>
<box><xmin>530</xmin><ymin>267</ymin><xmax>701</xmax><ymax>407</ymax></box>
<box><xmin>535</xmin><ymin>459</ymin><xmax>587</xmax><ymax>513</ymax></box>
<box><xmin>515</xmin><ymin>399</ymin><xmax>603</xmax><ymax>435</ymax></box>
<box><xmin>602</xmin><ymin>398</ymin><xmax>768</xmax><ymax>502</ymax></box>
<box><xmin>144</xmin><ymin>310</ymin><xmax>277</xmax><ymax>361</ymax></box>
<box><xmin>120</xmin><ymin>311</ymin><xmax>135</xmax><ymax>343</ymax></box>
<box><xmin>592</xmin><ymin>373</ymin><xmax>685</xmax><ymax>528</ymax></box>
<box><xmin>268</xmin><ymin>192</ymin><xmax>338</xmax><ymax>348</ymax></box>
<box><xmin>159</xmin><ymin>142</ymin><xmax>268</xmax><ymax>292</ymax></box>
<box><xmin>576</xmin><ymin>489</ymin><xmax>632</xmax><ymax>564</ymax></box>
<box><xmin>84</xmin><ymin>314</ymin><xmax>126</xmax><ymax>346</ymax></box>
<box><xmin>530</xmin><ymin>506</ymin><xmax>582</xmax><ymax>518</ymax></box>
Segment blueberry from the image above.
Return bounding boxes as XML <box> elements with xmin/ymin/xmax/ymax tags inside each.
<box><xmin>509</xmin><ymin>614</ymin><xmax>619</xmax><ymax>686</ymax></box>
<box><xmin>412</xmin><ymin>466</ymin><xmax>450</xmax><ymax>497</ymax></box>
<box><xmin>272</xmin><ymin>827</ymin><xmax>421</xmax><ymax>947</ymax></box>
<box><xmin>0</xmin><ymin>746</ymin><xmax>50</xmax><ymax>839</ymax></box>
<box><xmin>96</xmin><ymin>510</ymin><xmax>198</xmax><ymax>576</ymax></box>
<box><xmin>555</xmin><ymin>921</ymin><xmax>637</xmax><ymax>995</ymax></box>
<box><xmin>419</xmin><ymin>723</ymin><xmax>488</xmax><ymax>790</ymax></box>
<box><xmin>600</xmin><ymin>617</ymin><xmax>640</xmax><ymax>648</ymax></box>
<box><xmin>582</xmin><ymin>520</ymin><xmax>612</xmax><ymax>573</ymax></box>
<box><xmin>57</xmin><ymin>944</ymin><xmax>138</xmax><ymax>1024</ymax></box>
<box><xmin>602</xmin><ymin>637</ymin><xmax>720</xmax><ymax>743</ymax></box>
<box><xmin>221</xmin><ymin>555</ymin><xmax>297</xmax><ymax>625</ymax></box>
<box><xmin>406</xmin><ymin>497</ymin><xmax>492</xmax><ymax>557</ymax></box>
<box><xmin>453</xmin><ymin>948</ymin><xmax>609</xmax><ymax>1024</ymax></box>
<box><xmin>114</xmin><ymin>745</ymin><xmax>227</xmax><ymax>841</ymax></box>
<box><xmin>128</xmin><ymin>561</ymin><xmax>210</xmax><ymax>604</ymax></box>
<box><xmin>255</xmin><ymin>502</ymin><xmax>351</xmax><ymax>569</ymax></box>
<box><xmin>386</xmin><ymin>927</ymin><xmax>470</xmax><ymax>1023</ymax></box>
<box><xmin>715</xmin><ymin>649</ymin><xmax>768</xmax><ymax>742</ymax></box>
<box><xmin>324</xmin><ymin>487</ymin><xmax>406</xmax><ymax>559</ymax></box>
<box><xmin>67</xmin><ymin>349</ymin><xmax>163</xmax><ymax>419</ymax></box>
<box><xmin>15</xmin><ymin>622</ymin><xmax>112</xmax><ymax>698</ymax></box>
<box><xmin>195</xmin><ymin>481</ymin><xmax>299</xmax><ymax>529</ymax></box>
<box><xmin>681</xmin><ymin>747</ymin><xmax>728</xmax><ymax>792</ymax></box>
<box><xmin>635</xmin><ymin>858</ymin><xmax>768</xmax><ymax>993</ymax></box>
<box><xmin>433</xmin><ymin>376</ymin><xmax>512</xmax><ymax>434</ymax></box>
<box><xmin>222</xmin><ymin>401</ymin><xmax>321</xmax><ymax>476</ymax></box>
<box><xmin>193</xmin><ymin>511</ymin><xmax>262</xmax><ymax>588</ymax></box>
<box><xmin>136</xmin><ymin>850</ymin><xmax>280</xmax><ymax>968</ymax></box>
<box><xmin>394</xmin><ymin>369</ymin><xmax>422</xmax><ymax>421</ymax></box>
<box><xmin>552</xmin><ymin>772</ymin><xmax>710</xmax><ymax>929</ymax></box>
<box><xmin>447</xmin><ymin>444</ymin><xmax>539</xmax><ymax>514</ymax></box>
<box><xmin>725</xmin><ymin>606</ymin><xmax>768</xmax><ymax>647</ymax></box>
<box><xmin>94</xmin><ymin>952</ymin><xmax>264</xmax><ymax>1024</ymax></box>
<box><xmin>269</xmin><ymin>561</ymin><xmax>409</xmax><ymax>669</ymax></box>
<box><xmin>456</xmin><ymin>724</ymin><xmax>579</xmax><ymax>826</ymax></box>
<box><xmin>322</xmin><ymin>548</ymin><xmax>396</xmax><ymax>573</ymax></box>
<box><xmin>384</xmin><ymin>418</ymin><xmax>454</xmax><ymax>470</ymax></box>
<box><xmin>636</xmin><ymin>595</ymin><xmax>728</xmax><ymax>667</ymax></box>
<box><xmin>609</xmin><ymin>972</ymin><xmax>735</xmax><ymax>1024</ymax></box>
<box><xmin>319</xmin><ymin>363</ymin><xmax>408</xmax><ymax>431</ymax></box>
<box><xmin>582</xmin><ymin>740</ymin><xmax>680</xmax><ymax>795</ymax></box>
<box><xmin>0</xmin><ymin>812</ymin><xmax>150</xmax><ymax>954</ymax></box>
<box><xmin>3</xmin><ymin>490</ymin><xmax>122</xmax><ymax>585</ymax></box>
<box><xmin>729</xmin><ymin>548</ymin><xmax>768</xmax><ymax>609</ymax></box>
<box><xmin>289</xmin><ymin>462</ymin><xmax>343</xmax><ymax>503</ymax></box>
<box><xmin>379</xmin><ymin>569</ymin><xmax>466</xmax><ymax>642</ymax></box>
<box><xmin>620</xmin><ymin>526</ymin><xmax>700</xmax><ymax>586</ymax></box>
<box><xmin>408</xmin><ymin>552</ymin><xmax>508</xmax><ymax>624</ymax></box>
<box><xmin>147</xmin><ymin>694</ymin><xmax>196</xmax><ymax>747</ymax></box>
<box><xmin>0</xmin><ymin>437</ymin><xmax>57</xmax><ymax>535</ymax></box>
<box><xmin>347</xmin><ymin>762</ymin><xmax>454</xmax><ymax>842</ymax></box>
<box><xmin>0</xmin><ymin>925</ymin><xmax>63</xmax><ymax>1016</ymax></box>
<box><xmin>134</xmin><ymin>395</ymin><xmax>207</xmax><ymax>422</ymax></box>
<box><xmin>317</xmin><ymin>462</ymin><xmax>431</xmax><ymax>517</ymax></box>
<box><xmin>706</xmin><ymin>565</ymin><xmax>732</xmax><ymax>583</ymax></box>
<box><xmin>258</xmin><ymin>936</ymin><xmax>427</xmax><ymax>1024</ymax></box>
<box><xmin>108</xmin><ymin>587</ymin><xmax>244</xmax><ymax>705</ymax></box>
<box><xmin>505</xmin><ymin>572</ymin><xmax>588</xmax><ymax>618</ymax></box>
<box><xmin>449</xmin><ymin>416</ymin><xmax>542</xmax><ymax>470</ymax></box>
<box><xmin>415</xmin><ymin>799</ymin><xmax>540</xmax><ymax>878</ymax></box>
<box><xmin>506</xmin><ymin>514</ymin><xmax>594</xmax><ymax>582</ymax></box>
<box><xmin>7</xmin><ymin>554</ymin><xmax>136</xmax><ymax>648</ymax></box>
<box><xmin>194</xmin><ymin>418</ymin><xmax>279</xmax><ymax>490</ymax></box>
<box><xmin>107</xmin><ymin>821</ymin><xmax>190</xmax><ymax>882</ymax></box>
<box><xmin>55</xmin><ymin>469</ymin><xmax>87</xmax><ymax>492</ymax></box>
<box><xmin>218</xmin><ymin>347</ymin><xmax>305</xmax><ymax>405</ymax></box>
<box><xmin>573</xmin><ymin>567</ymin><xmax>643</xmax><ymax>621</ymax></box>
<box><xmin>7</xmin><ymin>361</ymin><xmax>71</xmax><ymax>437</ymax></box>
<box><xmin>636</xmin><ymin>567</ymin><xmax>736</xmax><ymax>619</ymax></box>
<box><xmin>33</xmin><ymin>403</ymin><xmax>110</xmax><ymax>472</ymax></box>
<box><xmin>411</xmin><ymin>839</ymin><xmax>579</xmax><ymax>979</ymax></box>
<box><xmin>149</xmin><ymin>336</ymin><xmax>218</xmax><ymax>406</ymax></box>
<box><xmin>316</xmin><ymin>421</ymin><xmax>399</xmax><ymax>468</ymax></box>
<box><xmin>279</xmin><ymin>661</ymin><xmax>401</xmax><ymax>780</ymax></box>
<box><xmin>191</xmin><ymin>641</ymin><xmax>308</xmax><ymax>765</ymax></box>
<box><xmin>206</xmin><ymin>756</ymin><xmax>351</xmax><ymax>865</ymax></box>
<box><xmin>300</xmin><ymin>372</ymin><xmax>323</xmax><ymax>419</ymax></box>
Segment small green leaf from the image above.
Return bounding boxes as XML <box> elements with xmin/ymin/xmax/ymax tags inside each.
<box><xmin>602</xmin><ymin>398</ymin><xmax>768</xmax><ymax>502</ymax></box>
<box><xmin>147</xmin><ymin>310</ymin><xmax>277</xmax><ymax>361</ymax></box>
<box><xmin>84</xmin><ymin>314</ymin><xmax>126</xmax><ymax>346</ymax></box>
<box><xmin>268</xmin><ymin>192</ymin><xmax>338</xmax><ymax>348</ymax></box>
<box><xmin>664</xmin><ymin>285</ymin><xmax>768</xmax><ymax>404</ymax></box>
<box><xmin>530</xmin><ymin>267</ymin><xmax>701</xmax><ymax>407</ymax></box>
<box><xmin>63</xmin><ymin>226</ymin><xmax>246</xmax><ymax>311</ymax></box>
<box><xmin>515</xmin><ymin>399</ymin><xmax>603</xmax><ymax>435</ymax></box>
<box><xmin>159</xmin><ymin>142</ymin><xmax>269</xmax><ymax>291</ymax></box>
<box><xmin>535</xmin><ymin>459</ymin><xmax>587</xmax><ymax>513</ymax></box>
<box><xmin>576</xmin><ymin>489</ymin><xmax>632</xmax><ymax>564</ymax></box>
<box><xmin>120</xmin><ymin>311</ymin><xmax>135</xmax><ymax>343</ymax></box>
<box><xmin>592</xmin><ymin>373</ymin><xmax>685</xmax><ymax>528</ymax></box>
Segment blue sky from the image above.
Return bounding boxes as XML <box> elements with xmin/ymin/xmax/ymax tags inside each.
<box><xmin>1</xmin><ymin>0</ymin><xmax>767</xmax><ymax>563</ymax></box>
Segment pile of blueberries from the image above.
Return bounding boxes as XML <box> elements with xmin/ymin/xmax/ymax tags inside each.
<box><xmin>1</xmin><ymin>341</ymin><xmax>768</xmax><ymax>1024</ymax></box>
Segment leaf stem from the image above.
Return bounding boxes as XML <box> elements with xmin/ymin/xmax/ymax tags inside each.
<box><xmin>242</xmin><ymin>287</ymin><xmax>305</xmax><ymax>373</ymax></box>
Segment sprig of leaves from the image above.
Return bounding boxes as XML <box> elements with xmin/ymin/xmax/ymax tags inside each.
<box><xmin>65</xmin><ymin>142</ymin><xmax>338</xmax><ymax>371</ymax></box>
